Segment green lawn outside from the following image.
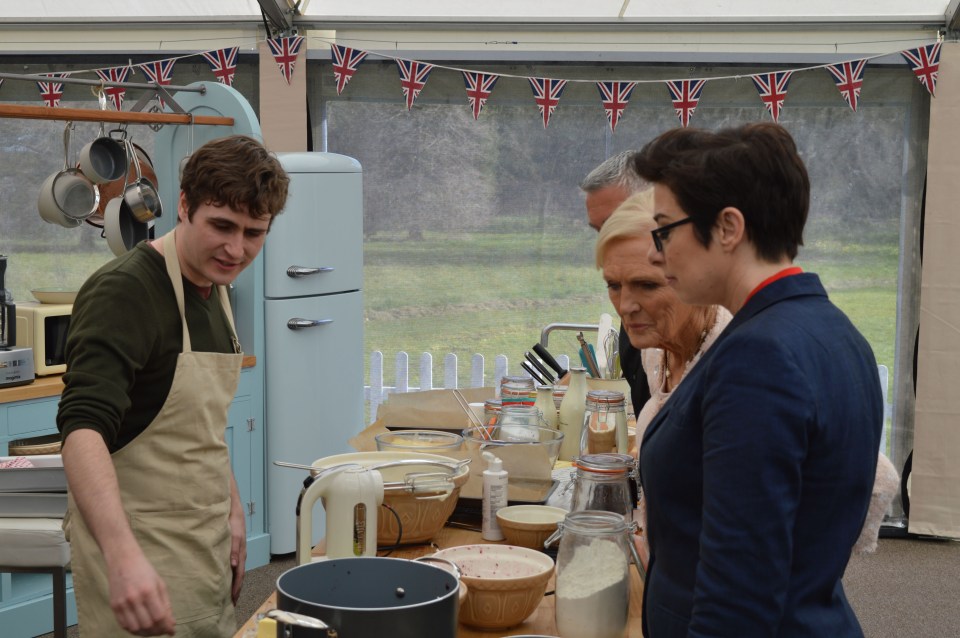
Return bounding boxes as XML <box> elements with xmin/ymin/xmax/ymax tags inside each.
<box><xmin>364</xmin><ymin>223</ymin><xmax>900</xmax><ymax>399</ymax></box>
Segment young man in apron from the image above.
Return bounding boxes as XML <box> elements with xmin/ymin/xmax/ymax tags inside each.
<box><xmin>57</xmin><ymin>135</ymin><xmax>289</xmax><ymax>637</ymax></box>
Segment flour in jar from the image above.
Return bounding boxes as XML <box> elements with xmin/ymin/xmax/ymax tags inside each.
<box><xmin>555</xmin><ymin>537</ymin><xmax>629</xmax><ymax>638</ymax></box>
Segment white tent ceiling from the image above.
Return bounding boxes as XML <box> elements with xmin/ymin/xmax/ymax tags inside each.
<box><xmin>1</xmin><ymin>1</ymin><xmax>957</xmax><ymax>23</ymax></box>
<box><xmin>0</xmin><ymin>1</ymin><xmax>954</xmax><ymax>59</ymax></box>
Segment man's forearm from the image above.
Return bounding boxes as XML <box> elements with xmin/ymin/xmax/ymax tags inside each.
<box><xmin>62</xmin><ymin>429</ymin><xmax>142</xmax><ymax>564</ymax></box>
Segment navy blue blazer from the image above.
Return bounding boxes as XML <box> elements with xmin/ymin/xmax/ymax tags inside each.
<box><xmin>639</xmin><ymin>273</ymin><xmax>882</xmax><ymax>638</ymax></box>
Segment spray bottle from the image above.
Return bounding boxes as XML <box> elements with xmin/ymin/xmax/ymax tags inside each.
<box><xmin>481</xmin><ymin>451</ymin><xmax>508</xmax><ymax>541</ymax></box>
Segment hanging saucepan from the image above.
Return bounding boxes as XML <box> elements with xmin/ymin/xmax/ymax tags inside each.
<box><xmin>121</xmin><ymin>139</ymin><xmax>162</xmax><ymax>223</ymax></box>
<box><xmin>78</xmin><ymin>123</ymin><xmax>128</xmax><ymax>185</ymax></box>
<box><xmin>37</xmin><ymin>122</ymin><xmax>99</xmax><ymax>226</ymax></box>
<box><xmin>86</xmin><ymin>142</ymin><xmax>157</xmax><ymax>229</ymax></box>
<box><xmin>276</xmin><ymin>557</ymin><xmax>460</xmax><ymax>638</ymax></box>
<box><xmin>104</xmin><ymin>197</ymin><xmax>150</xmax><ymax>256</ymax></box>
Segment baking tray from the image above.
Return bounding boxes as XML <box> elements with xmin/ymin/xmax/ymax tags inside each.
<box><xmin>0</xmin><ymin>454</ymin><xmax>67</xmax><ymax>492</ymax></box>
<box><xmin>0</xmin><ymin>492</ymin><xmax>68</xmax><ymax>517</ymax></box>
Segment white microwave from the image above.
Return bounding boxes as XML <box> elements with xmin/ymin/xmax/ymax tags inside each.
<box><xmin>15</xmin><ymin>302</ymin><xmax>72</xmax><ymax>376</ymax></box>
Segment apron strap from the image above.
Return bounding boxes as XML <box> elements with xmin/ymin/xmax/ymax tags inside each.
<box><xmin>161</xmin><ymin>230</ymin><xmax>192</xmax><ymax>354</ymax></box>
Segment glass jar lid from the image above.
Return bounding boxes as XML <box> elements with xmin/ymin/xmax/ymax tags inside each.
<box><xmin>574</xmin><ymin>453</ymin><xmax>635</xmax><ymax>474</ymax></box>
<box><xmin>585</xmin><ymin>389</ymin><xmax>625</xmax><ymax>408</ymax></box>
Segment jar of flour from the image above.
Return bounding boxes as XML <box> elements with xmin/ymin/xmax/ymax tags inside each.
<box><xmin>546</xmin><ymin>510</ymin><xmax>638</xmax><ymax>638</ymax></box>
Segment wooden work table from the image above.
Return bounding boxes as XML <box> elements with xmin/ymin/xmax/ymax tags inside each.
<box><xmin>234</xmin><ymin>524</ymin><xmax>644</xmax><ymax>637</ymax></box>
<box><xmin>0</xmin><ymin>356</ymin><xmax>257</xmax><ymax>404</ymax></box>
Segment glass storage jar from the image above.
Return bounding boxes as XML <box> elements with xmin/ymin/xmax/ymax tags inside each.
<box><xmin>580</xmin><ymin>390</ymin><xmax>628</xmax><ymax>456</ymax></box>
<box><xmin>546</xmin><ymin>510</ymin><xmax>639</xmax><ymax>638</ymax></box>
<box><xmin>497</xmin><ymin>404</ymin><xmax>542</xmax><ymax>441</ymax></box>
<box><xmin>571</xmin><ymin>453</ymin><xmax>636</xmax><ymax>519</ymax></box>
<box><xmin>500</xmin><ymin>375</ymin><xmax>536</xmax><ymax>407</ymax></box>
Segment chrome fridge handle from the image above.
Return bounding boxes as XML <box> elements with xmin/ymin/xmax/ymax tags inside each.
<box><xmin>287</xmin><ymin>318</ymin><xmax>334</xmax><ymax>330</ymax></box>
<box><xmin>287</xmin><ymin>266</ymin><xmax>335</xmax><ymax>278</ymax></box>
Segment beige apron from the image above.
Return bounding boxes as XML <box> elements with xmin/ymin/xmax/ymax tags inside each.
<box><xmin>66</xmin><ymin>229</ymin><xmax>243</xmax><ymax>637</ymax></box>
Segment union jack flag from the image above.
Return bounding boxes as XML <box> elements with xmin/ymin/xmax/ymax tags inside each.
<box><xmin>528</xmin><ymin>77</ymin><xmax>567</xmax><ymax>129</ymax></box>
<box><xmin>332</xmin><ymin>45</ymin><xmax>368</xmax><ymax>95</ymax></box>
<box><xmin>901</xmin><ymin>43</ymin><xmax>941</xmax><ymax>97</ymax></box>
<box><xmin>268</xmin><ymin>36</ymin><xmax>305</xmax><ymax>84</ymax></box>
<box><xmin>825</xmin><ymin>59</ymin><xmax>868</xmax><ymax>111</ymax></box>
<box><xmin>36</xmin><ymin>73</ymin><xmax>69</xmax><ymax>108</ymax></box>
<box><xmin>138</xmin><ymin>59</ymin><xmax>177</xmax><ymax>108</ymax></box>
<box><xmin>95</xmin><ymin>67</ymin><xmax>132</xmax><ymax>110</ymax></box>
<box><xmin>665</xmin><ymin>79</ymin><xmax>707</xmax><ymax>128</ymax></box>
<box><xmin>396</xmin><ymin>59</ymin><xmax>434</xmax><ymax>110</ymax></box>
<box><xmin>202</xmin><ymin>47</ymin><xmax>239</xmax><ymax>87</ymax></box>
<box><xmin>751</xmin><ymin>71</ymin><xmax>793</xmax><ymax>122</ymax></box>
<box><xmin>462</xmin><ymin>71</ymin><xmax>499</xmax><ymax>120</ymax></box>
<box><xmin>596</xmin><ymin>81</ymin><xmax>637</xmax><ymax>132</ymax></box>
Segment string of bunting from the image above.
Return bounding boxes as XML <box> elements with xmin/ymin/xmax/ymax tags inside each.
<box><xmin>2</xmin><ymin>35</ymin><xmax>945</xmax><ymax>131</ymax></box>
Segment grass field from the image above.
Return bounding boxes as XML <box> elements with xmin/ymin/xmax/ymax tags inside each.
<box><xmin>363</xmin><ymin>219</ymin><xmax>901</xmax><ymax>395</ymax></box>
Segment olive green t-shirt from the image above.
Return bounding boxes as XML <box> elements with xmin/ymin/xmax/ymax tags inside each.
<box><xmin>57</xmin><ymin>241</ymin><xmax>235</xmax><ymax>452</ymax></box>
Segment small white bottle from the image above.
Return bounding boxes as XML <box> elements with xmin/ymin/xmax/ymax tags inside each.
<box><xmin>481</xmin><ymin>451</ymin><xmax>508</xmax><ymax>541</ymax></box>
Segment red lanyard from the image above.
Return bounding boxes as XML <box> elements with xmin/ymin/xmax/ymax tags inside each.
<box><xmin>743</xmin><ymin>266</ymin><xmax>803</xmax><ymax>306</ymax></box>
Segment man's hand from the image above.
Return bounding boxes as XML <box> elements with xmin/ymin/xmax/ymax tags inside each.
<box><xmin>229</xmin><ymin>477</ymin><xmax>247</xmax><ymax>604</ymax></box>
<box><xmin>106</xmin><ymin>546</ymin><xmax>175</xmax><ymax>636</ymax></box>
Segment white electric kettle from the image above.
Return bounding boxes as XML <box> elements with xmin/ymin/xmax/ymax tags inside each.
<box><xmin>290</xmin><ymin>459</ymin><xmax>465</xmax><ymax>565</ymax></box>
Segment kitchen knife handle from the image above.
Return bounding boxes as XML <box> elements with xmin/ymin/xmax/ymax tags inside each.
<box><xmin>532</xmin><ymin>343</ymin><xmax>568</xmax><ymax>378</ymax></box>
<box><xmin>286</xmin><ymin>266</ymin><xmax>335</xmax><ymax>278</ymax></box>
<box><xmin>287</xmin><ymin>318</ymin><xmax>334</xmax><ymax>330</ymax></box>
<box><xmin>524</xmin><ymin>352</ymin><xmax>556</xmax><ymax>384</ymax></box>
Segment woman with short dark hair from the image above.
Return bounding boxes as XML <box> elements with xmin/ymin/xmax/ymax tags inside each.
<box><xmin>633</xmin><ymin>122</ymin><xmax>882</xmax><ymax>638</ymax></box>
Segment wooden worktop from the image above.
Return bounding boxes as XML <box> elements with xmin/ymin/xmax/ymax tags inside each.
<box><xmin>234</xmin><ymin>524</ymin><xmax>645</xmax><ymax>637</ymax></box>
<box><xmin>0</xmin><ymin>355</ymin><xmax>257</xmax><ymax>405</ymax></box>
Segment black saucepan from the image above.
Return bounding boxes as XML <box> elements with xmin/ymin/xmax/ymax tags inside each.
<box><xmin>277</xmin><ymin>557</ymin><xmax>459</xmax><ymax>638</ymax></box>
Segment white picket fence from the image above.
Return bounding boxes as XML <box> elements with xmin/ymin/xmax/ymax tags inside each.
<box><xmin>364</xmin><ymin>350</ymin><xmax>572</xmax><ymax>423</ymax></box>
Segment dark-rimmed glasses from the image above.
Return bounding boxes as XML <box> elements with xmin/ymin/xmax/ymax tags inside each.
<box><xmin>651</xmin><ymin>217</ymin><xmax>693</xmax><ymax>252</ymax></box>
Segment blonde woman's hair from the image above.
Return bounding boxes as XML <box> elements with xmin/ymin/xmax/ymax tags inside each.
<box><xmin>595</xmin><ymin>189</ymin><xmax>656</xmax><ymax>269</ymax></box>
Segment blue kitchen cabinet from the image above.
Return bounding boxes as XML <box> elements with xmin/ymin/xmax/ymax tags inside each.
<box><xmin>0</xmin><ymin>365</ymin><xmax>265</xmax><ymax>638</ymax></box>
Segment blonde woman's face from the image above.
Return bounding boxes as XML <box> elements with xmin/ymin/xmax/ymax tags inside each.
<box><xmin>603</xmin><ymin>235</ymin><xmax>686</xmax><ymax>350</ymax></box>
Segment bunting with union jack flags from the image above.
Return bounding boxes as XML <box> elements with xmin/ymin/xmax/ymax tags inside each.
<box><xmin>665</xmin><ymin>79</ymin><xmax>707</xmax><ymax>128</ymax></box>
<box><xmin>596</xmin><ymin>81</ymin><xmax>637</xmax><ymax>132</ymax></box>
<box><xmin>751</xmin><ymin>71</ymin><xmax>793</xmax><ymax>122</ymax></box>
<box><xmin>202</xmin><ymin>47</ymin><xmax>239</xmax><ymax>87</ymax></box>
<box><xmin>901</xmin><ymin>43</ymin><xmax>941</xmax><ymax>97</ymax></box>
<box><xmin>36</xmin><ymin>73</ymin><xmax>69</xmax><ymax>108</ymax></box>
<box><xmin>138</xmin><ymin>59</ymin><xmax>177</xmax><ymax>108</ymax></box>
<box><xmin>396</xmin><ymin>59</ymin><xmax>434</xmax><ymax>110</ymax></box>
<box><xmin>529</xmin><ymin>77</ymin><xmax>567</xmax><ymax>129</ymax></box>
<box><xmin>462</xmin><ymin>71</ymin><xmax>499</xmax><ymax>120</ymax></box>
<box><xmin>332</xmin><ymin>45</ymin><xmax>368</xmax><ymax>95</ymax></box>
<box><xmin>268</xmin><ymin>36</ymin><xmax>305</xmax><ymax>84</ymax></box>
<box><xmin>825</xmin><ymin>59</ymin><xmax>868</xmax><ymax>111</ymax></box>
<box><xmin>95</xmin><ymin>67</ymin><xmax>132</xmax><ymax>110</ymax></box>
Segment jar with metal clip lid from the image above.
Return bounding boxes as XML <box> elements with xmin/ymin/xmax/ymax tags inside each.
<box><xmin>580</xmin><ymin>390</ymin><xmax>628</xmax><ymax>456</ymax></box>
<box><xmin>483</xmin><ymin>399</ymin><xmax>502</xmax><ymax>427</ymax></box>
<box><xmin>500</xmin><ymin>375</ymin><xmax>535</xmax><ymax>408</ymax></box>
<box><xmin>571</xmin><ymin>453</ymin><xmax>637</xmax><ymax>519</ymax></box>
<box><xmin>545</xmin><ymin>509</ymin><xmax>641</xmax><ymax>638</ymax></box>
<box><xmin>497</xmin><ymin>404</ymin><xmax>542</xmax><ymax>442</ymax></box>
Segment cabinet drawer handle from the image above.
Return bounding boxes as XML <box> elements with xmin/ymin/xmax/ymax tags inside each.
<box><xmin>287</xmin><ymin>318</ymin><xmax>334</xmax><ymax>330</ymax></box>
<box><xmin>286</xmin><ymin>266</ymin><xmax>334</xmax><ymax>278</ymax></box>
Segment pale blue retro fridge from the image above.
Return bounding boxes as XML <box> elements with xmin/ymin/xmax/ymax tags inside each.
<box><xmin>264</xmin><ymin>152</ymin><xmax>364</xmax><ymax>554</ymax></box>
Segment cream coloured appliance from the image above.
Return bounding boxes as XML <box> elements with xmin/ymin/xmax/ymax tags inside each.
<box><xmin>15</xmin><ymin>302</ymin><xmax>72</xmax><ymax>376</ymax></box>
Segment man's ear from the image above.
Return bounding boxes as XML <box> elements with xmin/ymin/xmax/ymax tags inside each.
<box><xmin>714</xmin><ymin>206</ymin><xmax>746</xmax><ymax>252</ymax></box>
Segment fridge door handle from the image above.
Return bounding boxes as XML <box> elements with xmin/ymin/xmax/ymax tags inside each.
<box><xmin>286</xmin><ymin>266</ymin><xmax>335</xmax><ymax>278</ymax></box>
<box><xmin>286</xmin><ymin>318</ymin><xmax>334</xmax><ymax>330</ymax></box>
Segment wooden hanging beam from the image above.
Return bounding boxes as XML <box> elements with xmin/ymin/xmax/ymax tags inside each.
<box><xmin>0</xmin><ymin>103</ymin><xmax>234</xmax><ymax>126</ymax></box>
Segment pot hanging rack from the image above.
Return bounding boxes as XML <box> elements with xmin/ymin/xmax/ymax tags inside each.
<box><xmin>0</xmin><ymin>70</ymin><xmax>233</xmax><ymax>127</ymax></box>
